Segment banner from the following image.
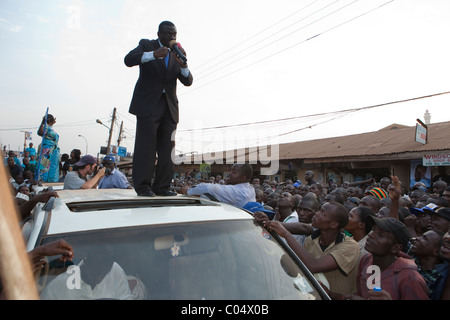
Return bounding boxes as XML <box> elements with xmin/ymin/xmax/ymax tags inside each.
<box><xmin>410</xmin><ymin>159</ymin><xmax>431</xmax><ymax>188</ymax></box>
<box><xmin>117</xmin><ymin>146</ymin><xmax>127</xmax><ymax>157</ymax></box>
<box><xmin>415</xmin><ymin>120</ymin><xmax>427</xmax><ymax>144</ymax></box>
<box><xmin>423</xmin><ymin>153</ymin><xmax>450</xmax><ymax>166</ymax></box>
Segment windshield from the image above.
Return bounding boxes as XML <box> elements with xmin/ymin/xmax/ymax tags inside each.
<box><xmin>36</xmin><ymin>220</ymin><xmax>323</xmax><ymax>300</ymax></box>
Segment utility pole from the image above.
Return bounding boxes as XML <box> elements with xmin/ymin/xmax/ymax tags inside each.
<box><xmin>117</xmin><ymin>121</ymin><xmax>123</xmax><ymax>146</ymax></box>
<box><xmin>106</xmin><ymin>107</ymin><xmax>116</xmax><ymax>152</ymax></box>
<box><xmin>20</xmin><ymin>131</ymin><xmax>28</xmax><ymax>152</ymax></box>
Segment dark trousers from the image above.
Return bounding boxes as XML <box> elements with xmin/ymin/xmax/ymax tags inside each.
<box><xmin>132</xmin><ymin>94</ymin><xmax>176</xmax><ymax>194</ymax></box>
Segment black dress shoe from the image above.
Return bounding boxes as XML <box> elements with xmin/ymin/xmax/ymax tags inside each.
<box><xmin>137</xmin><ymin>191</ymin><xmax>156</xmax><ymax>197</ymax></box>
<box><xmin>156</xmin><ymin>190</ymin><xmax>177</xmax><ymax>196</ymax></box>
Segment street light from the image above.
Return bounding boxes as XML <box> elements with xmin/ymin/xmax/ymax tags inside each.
<box><xmin>96</xmin><ymin>118</ymin><xmax>114</xmax><ymax>152</ymax></box>
<box><xmin>78</xmin><ymin>134</ymin><xmax>88</xmax><ymax>155</ymax></box>
<box><xmin>96</xmin><ymin>119</ymin><xmax>110</xmax><ymax>130</ymax></box>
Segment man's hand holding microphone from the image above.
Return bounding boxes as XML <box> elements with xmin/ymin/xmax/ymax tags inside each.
<box><xmin>153</xmin><ymin>41</ymin><xmax>188</xmax><ymax>68</ymax></box>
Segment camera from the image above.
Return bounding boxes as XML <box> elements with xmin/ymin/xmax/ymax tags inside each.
<box><xmin>93</xmin><ymin>164</ymin><xmax>103</xmax><ymax>176</ymax></box>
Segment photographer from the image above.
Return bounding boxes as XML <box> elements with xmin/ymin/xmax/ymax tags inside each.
<box><xmin>98</xmin><ymin>155</ymin><xmax>131</xmax><ymax>189</ymax></box>
<box><xmin>63</xmin><ymin>155</ymin><xmax>105</xmax><ymax>190</ymax></box>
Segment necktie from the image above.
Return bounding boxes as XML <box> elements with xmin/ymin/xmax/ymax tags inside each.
<box><xmin>164</xmin><ymin>54</ymin><xmax>169</xmax><ymax>67</ymax></box>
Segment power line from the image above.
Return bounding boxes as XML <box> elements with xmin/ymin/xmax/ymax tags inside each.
<box><xmin>176</xmin><ymin>90</ymin><xmax>450</xmax><ymax>150</ymax></box>
<box><xmin>180</xmin><ymin>87</ymin><xmax>448</xmax><ymax>135</ymax></box>
<box><xmin>195</xmin><ymin>0</ymin><xmax>345</xmax><ymax>80</ymax></box>
<box><xmin>0</xmin><ymin>117</ymin><xmax>110</xmax><ymax>131</ymax></box>
<box><xmin>195</xmin><ymin>0</ymin><xmax>335</xmax><ymax>77</ymax></box>
<box><xmin>178</xmin><ymin>109</ymin><xmax>345</xmax><ymax>133</ymax></box>
<box><xmin>195</xmin><ymin>0</ymin><xmax>322</xmax><ymax>73</ymax></box>
<box><xmin>181</xmin><ymin>0</ymin><xmax>394</xmax><ymax>95</ymax></box>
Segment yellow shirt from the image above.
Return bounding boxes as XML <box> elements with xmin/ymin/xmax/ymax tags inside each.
<box><xmin>304</xmin><ymin>231</ymin><xmax>360</xmax><ymax>295</ymax></box>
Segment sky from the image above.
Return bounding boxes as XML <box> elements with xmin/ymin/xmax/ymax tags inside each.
<box><xmin>1</xmin><ymin>0</ymin><xmax>450</xmax><ymax>160</ymax></box>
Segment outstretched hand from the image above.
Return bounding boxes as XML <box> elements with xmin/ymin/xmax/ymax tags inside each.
<box><xmin>34</xmin><ymin>191</ymin><xmax>59</xmax><ymax>203</ymax></box>
<box><xmin>253</xmin><ymin>212</ymin><xmax>269</xmax><ymax>223</ymax></box>
<box><xmin>264</xmin><ymin>220</ymin><xmax>289</xmax><ymax>238</ymax></box>
<box><xmin>29</xmin><ymin>239</ymin><xmax>74</xmax><ymax>273</ymax></box>
<box><xmin>389</xmin><ymin>175</ymin><xmax>402</xmax><ymax>201</ymax></box>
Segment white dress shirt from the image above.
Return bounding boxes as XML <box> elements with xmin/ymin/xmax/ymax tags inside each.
<box><xmin>187</xmin><ymin>182</ymin><xmax>256</xmax><ymax>208</ymax></box>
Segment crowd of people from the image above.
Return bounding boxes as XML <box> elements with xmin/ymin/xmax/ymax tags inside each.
<box><xmin>4</xmin><ymin>146</ymin><xmax>132</xmax><ymax>205</ymax></box>
<box><xmin>5</xmin><ymin>17</ymin><xmax>449</xmax><ymax>300</ymax></box>
<box><xmin>3</xmin><ymin>147</ymin><xmax>130</xmax><ymax>234</ymax></box>
<box><xmin>177</xmin><ymin>167</ymin><xmax>450</xmax><ymax>300</ymax></box>
<box><xmin>3</xmin><ymin>142</ymin><xmax>450</xmax><ymax>300</ymax></box>
<box><xmin>257</xmin><ymin>172</ymin><xmax>450</xmax><ymax>300</ymax></box>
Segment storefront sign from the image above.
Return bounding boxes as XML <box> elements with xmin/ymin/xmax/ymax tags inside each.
<box><xmin>415</xmin><ymin>119</ymin><xmax>427</xmax><ymax>144</ymax></box>
<box><xmin>423</xmin><ymin>154</ymin><xmax>450</xmax><ymax>166</ymax></box>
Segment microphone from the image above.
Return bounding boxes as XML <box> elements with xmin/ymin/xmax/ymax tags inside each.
<box><xmin>169</xmin><ymin>40</ymin><xmax>187</xmax><ymax>64</ymax></box>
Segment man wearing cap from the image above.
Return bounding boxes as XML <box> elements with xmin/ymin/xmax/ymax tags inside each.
<box><xmin>63</xmin><ymin>155</ymin><xmax>106</xmax><ymax>190</ymax></box>
<box><xmin>369</xmin><ymin>187</ymin><xmax>388</xmax><ymax>200</ymax></box>
<box><xmin>98</xmin><ymin>155</ymin><xmax>131</xmax><ymax>190</ymax></box>
<box><xmin>430</xmin><ymin>207</ymin><xmax>450</xmax><ymax>234</ymax></box>
<box><xmin>409</xmin><ymin>203</ymin><xmax>439</xmax><ymax>236</ymax></box>
<box><xmin>354</xmin><ymin>216</ymin><xmax>429</xmax><ymax>300</ymax></box>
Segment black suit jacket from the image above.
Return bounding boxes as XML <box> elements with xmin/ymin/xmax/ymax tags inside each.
<box><xmin>124</xmin><ymin>39</ymin><xmax>193</xmax><ymax>123</ymax></box>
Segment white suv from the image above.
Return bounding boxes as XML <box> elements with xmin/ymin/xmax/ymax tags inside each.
<box><xmin>24</xmin><ymin>189</ymin><xmax>329</xmax><ymax>300</ymax></box>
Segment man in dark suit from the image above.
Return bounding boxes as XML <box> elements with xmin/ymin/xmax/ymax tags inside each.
<box><xmin>125</xmin><ymin>21</ymin><xmax>193</xmax><ymax>196</ymax></box>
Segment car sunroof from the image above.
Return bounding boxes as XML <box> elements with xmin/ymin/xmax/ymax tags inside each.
<box><xmin>66</xmin><ymin>198</ymin><xmax>217</xmax><ymax>212</ymax></box>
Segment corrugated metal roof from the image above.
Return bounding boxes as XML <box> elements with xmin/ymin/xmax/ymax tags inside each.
<box><xmin>278</xmin><ymin>120</ymin><xmax>450</xmax><ymax>161</ymax></box>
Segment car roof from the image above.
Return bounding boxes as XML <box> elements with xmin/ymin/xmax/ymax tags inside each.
<box><xmin>41</xmin><ymin>189</ymin><xmax>253</xmax><ymax>236</ymax></box>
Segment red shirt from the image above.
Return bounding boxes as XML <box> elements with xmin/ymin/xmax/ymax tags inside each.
<box><xmin>357</xmin><ymin>252</ymin><xmax>430</xmax><ymax>300</ymax></box>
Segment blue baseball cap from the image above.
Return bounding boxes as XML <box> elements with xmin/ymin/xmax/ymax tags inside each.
<box><xmin>103</xmin><ymin>155</ymin><xmax>115</xmax><ymax>163</ymax></box>
<box><xmin>409</xmin><ymin>203</ymin><xmax>439</xmax><ymax>216</ymax></box>
<box><xmin>243</xmin><ymin>202</ymin><xmax>275</xmax><ymax>219</ymax></box>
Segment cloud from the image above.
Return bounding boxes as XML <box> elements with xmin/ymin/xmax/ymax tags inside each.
<box><xmin>36</xmin><ymin>16</ymin><xmax>50</xmax><ymax>24</ymax></box>
<box><xmin>0</xmin><ymin>16</ymin><xmax>23</xmax><ymax>32</ymax></box>
<box><xmin>9</xmin><ymin>25</ymin><xmax>23</xmax><ymax>32</ymax></box>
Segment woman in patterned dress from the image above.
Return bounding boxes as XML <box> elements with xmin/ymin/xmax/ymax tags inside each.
<box><xmin>36</xmin><ymin>114</ymin><xmax>60</xmax><ymax>182</ymax></box>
